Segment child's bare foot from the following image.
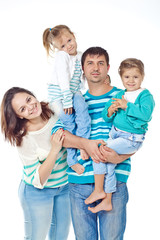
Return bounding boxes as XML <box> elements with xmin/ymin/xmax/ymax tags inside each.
<box><xmin>88</xmin><ymin>197</ymin><xmax>112</xmax><ymax>213</ymax></box>
<box><xmin>71</xmin><ymin>163</ymin><xmax>85</xmax><ymax>175</ymax></box>
<box><xmin>85</xmin><ymin>190</ymin><xmax>106</xmax><ymax>205</ymax></box>
<box><xmin>80</xmin><ymin>149</ymin><xmax>89</xmax><ymax>160</ymax></box>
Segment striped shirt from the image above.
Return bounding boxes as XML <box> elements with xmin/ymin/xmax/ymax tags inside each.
<box><xmin>48</xmin><ymin>51</ymin><xmax>83</xmax><ymax>109</ymax></box>
<box><xmin>17</xmin><ymin>114</ymin><xmax>68</xmax><ymax>189</ymax></box>
<box><xmin>52</xmin><ymin>87</ymin><xmax>131</xmax><ymax>184</ymax></box>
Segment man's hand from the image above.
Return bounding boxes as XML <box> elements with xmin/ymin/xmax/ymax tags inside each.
<box><xmin>84</xmin><ymin>139</ymin><xmax>107</xmax><ymax>163</ymax></box>
<box><xmin>99</xmin><ymin>145</ymin><xmax>132</xmax><ymax>164</ymax></box>
<box><xmin>99</xmin><ymin>145</ymin><xmax>120</xmax><ymax>163</ymax></box>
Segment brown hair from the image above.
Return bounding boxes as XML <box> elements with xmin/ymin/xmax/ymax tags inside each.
<box><xmin>1</xmin><ymin>87</ymin><xmax>54</xmax><ymax>146</ymax></box>
<box><xmin>43</xmin><ymin>25</ymin><xmax>74</xmax><ymax>56</ymax></box>
<box><xmin>81</xmin><ymin>46</ymin><xmax>110</xmax><ymax>68</ymax></box>
<box><xmin>118</xmin><ymin>58</ymin><xmax>145</xmax><ymax>77</ymax></box>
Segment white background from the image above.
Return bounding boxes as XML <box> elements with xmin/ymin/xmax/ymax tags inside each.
<box><xmin>0</xmin><ymin>0</ymin><xmax>160</xmax><ymax>239</ymax></box>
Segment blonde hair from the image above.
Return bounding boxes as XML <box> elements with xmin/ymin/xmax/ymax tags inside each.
<box><xmin>43</xmin><ymin>25</ymin><xmax>74</xmax><ymax>56</ymax></box>
<box><xmin>118</xmin><ymin>58</ymin><xmax>145</xmax><ymax>77</ymax></box>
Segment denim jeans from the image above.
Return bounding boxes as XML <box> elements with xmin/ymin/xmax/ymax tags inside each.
<box><xmin>93</xmin><ymin>125</ymin><xmax>144</xmax><ymax>193</ymax></box>
<box><xmin>18</xmin><ymin>181</ymin><xmax>71</xmax><ymax>240</ymax></box>
<box><xmin>69</xmin><ymin>181</ymin><xmax>129</xmax><ymax>240</ymax></box>
<box><xmin>58</xmin><ymin>93</ymin><xmax>91</xmax><ymax>166</ymax></box>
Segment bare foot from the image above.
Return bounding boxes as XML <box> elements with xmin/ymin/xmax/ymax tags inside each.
<box><xmin>71</xmin><ymin>163</ymin><xmax>85</xmax><ymax>175</ymax></box>
<box><xmin>85</xmin><ymin>190</ymin><xmax>106</xmax><ymax>205</ymax></box>
<box><xmin>80</xmin><ymin>149</ymin><xmax>89</xmax><ymax>160</ymax></box>
<box><xmin>88</xmin><ymin>197</ymin><xmax>112</xmax><ymax>213</ymax></box>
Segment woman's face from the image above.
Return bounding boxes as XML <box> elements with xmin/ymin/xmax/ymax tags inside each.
<box><xmin>11</xmin><ymin>92</ymin><xmax>42</xmax><ymax>120</ymax></box>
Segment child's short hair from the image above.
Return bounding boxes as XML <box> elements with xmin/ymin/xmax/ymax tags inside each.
<box><xmin>43</xmin><ymin>25</ymin><xmax>74</xmax><ymax>55</ymax></box>
<box><xmin>118</xmin><ymin>58</ymin><xmax>145</xmax><ymax>77</ymax></box>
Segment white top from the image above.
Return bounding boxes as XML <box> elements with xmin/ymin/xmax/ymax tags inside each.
<box><xmin>124</xmin><ymin>88</ymin><xmax>144</xmax><ymax>103</ymax></box>
<box><xmin>48</xmin><ymin>50</ymin><xmax>85</xmax><ymax>108</ymax></box>
<box><xmin>17</xmin><ymin>114</ymin><xmax>68</xmax><ymax>189</ymax></box>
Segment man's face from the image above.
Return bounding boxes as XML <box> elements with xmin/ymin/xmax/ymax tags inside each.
<box><xmin>83</xmin><ymin>54</ymin><xmax>110</xmax><ymax>84</ymax></box>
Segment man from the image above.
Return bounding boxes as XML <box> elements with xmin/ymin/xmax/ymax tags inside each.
<box><xmin>52</xmin><ymin>47</ymin><xmax>131</xmax><ymax>240</ymax></box>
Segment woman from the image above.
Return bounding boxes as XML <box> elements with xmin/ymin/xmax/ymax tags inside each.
<box><xmin>1</xmin><ymin>87</ymin><xmax>70</xmax><ymax>240</ymax></box>
<box><xmin>1</xmin><ymin>86</ymin><xmax>107</xmax><ymax>240</ymax></box>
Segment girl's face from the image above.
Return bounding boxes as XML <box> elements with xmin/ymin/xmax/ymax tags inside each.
<box><xmin>121</xmin><ymin>67</ymin><xmax>144</xmax><ymax>91</ymax></box>
<box><xmin>11</xmin><ymin>92</ymin><xmax>42</xmax><ymax>120</ymax></box>
<box><xmin>54</xmin><ymin>30</ymin><xmax>77</xmax><ymax>56</ymax></box>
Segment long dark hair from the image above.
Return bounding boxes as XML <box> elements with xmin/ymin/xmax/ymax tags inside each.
<box><xmin>1</xmin><ymin>87</ymin><xmax>54</xmax><ymax>146</ymax></box>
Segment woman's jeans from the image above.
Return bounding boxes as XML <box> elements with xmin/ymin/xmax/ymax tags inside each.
<box><xmin>18</xmin><ymin>181</ymin><xmax>71</xmax><ymax>240</ymax></box>
<box><xmin>69</xmin><ymin>181</ymin><xmax>128</xmax><ymax>240</ymax></box>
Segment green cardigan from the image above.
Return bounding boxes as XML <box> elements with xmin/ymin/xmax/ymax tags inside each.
<box><xmin>102</xmin><ymin>89</ymin><xmax>155</xmax><ymax>134</ymax></box>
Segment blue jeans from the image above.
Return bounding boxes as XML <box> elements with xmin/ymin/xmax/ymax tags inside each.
<box><xmin>18</xmin><ymin>181</ymin><xmax>71</xmax><ymax>240</ymax></box>
<box><xmin>93</xmin><ymin>125</ymin><xmax>144</xmax><ymax>193</ymax></box>
<box><xmin>69</xmin><ymin>181</ymin><xmax>128</xmax><ymax>240</ymax></box>
<box><xmin>59</xmin><ymin>93</ymin><xmax>91</xmax><ymax>166</ymax></box>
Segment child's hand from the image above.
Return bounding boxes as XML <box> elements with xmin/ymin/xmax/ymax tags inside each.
<box><xmin>107</xmin><ymin>104</ymin><xmax>119</xmax><ymax>117</ymax></box>
<box><xmin>112</xmin><ymin>95</ymin><xmax>128</xmax><ymax>110</ymax></box>
<box><xmin>50</xmin><ymin>129</ymin><xmax>65</xmax><ymax>154</ymax></box>
<box><xmin>64</xmin><ymin>107</ymin><xmax>73</xmax><ymax>115</ymax></box>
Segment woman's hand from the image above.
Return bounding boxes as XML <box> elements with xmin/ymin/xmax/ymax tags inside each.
<box><xmin>50</xmin><ymin>128</ymin><xmax>65</xmax><ymax>154</ymax></box>
<box><xmin>64</xmin><ymin>107</ymin><xmax>73</xmax><ymax>115</ymax></box>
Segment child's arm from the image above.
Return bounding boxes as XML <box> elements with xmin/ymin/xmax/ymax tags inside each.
<box><xmin>102</xmin><ymin>90</ymin><xmax>125</xmax><ymax>122</ymax></box>
<box><xmin>107</xmin><ymin>102</ymin><xmax>119</xmax><ymax>117</ymax></box>
<box><xmin>123</xmin><ymin>90</ymin><xmax>155</xmax><ymax>128</ymax></box>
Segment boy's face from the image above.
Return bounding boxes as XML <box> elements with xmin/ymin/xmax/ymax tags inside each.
<box><xmin>53</xmin><ymin>30</ymin><xmax>77</xmax><ymax>56</ymax></box>
<box><xmin>83</xmin><ymin>54</ymin><xmax>110</xmax><ymax>85</ymax></box>
<box><xmin>121</xmin><ymin>67</ymin><xmax>144</xmax><ymax>91</ymax></box>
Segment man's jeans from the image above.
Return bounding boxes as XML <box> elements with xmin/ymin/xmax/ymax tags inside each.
<box><xmin>69</xmin><ymin>181</ymin><xmax>128</xmax><ymax>240</ymax></box>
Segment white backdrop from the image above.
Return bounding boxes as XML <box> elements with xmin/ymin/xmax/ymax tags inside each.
<box><xmin>0</xmin><ymin>0</ymin><xmax>160</xmax><ymax>239</ymax></box>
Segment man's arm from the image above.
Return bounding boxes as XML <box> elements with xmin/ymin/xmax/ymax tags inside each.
<box><xmin>63</xmin><ymin>130</ymin><xmax>106</xmax><ymax>162</ymax></box>
<box><xmin>99</xmin><ymin>145</ymin><xmax>133</xmax><ymax>164</ymax></box>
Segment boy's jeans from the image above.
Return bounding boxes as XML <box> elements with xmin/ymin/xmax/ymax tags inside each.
<box><xmin>69</xmin><ymin>181</ymin><xmax>128</xmax><ymax>240</ymax></box>
<box><xmin>93</xmin><ymin>125</ymin><xmax>144</xmax><ymax>193</ymax></box>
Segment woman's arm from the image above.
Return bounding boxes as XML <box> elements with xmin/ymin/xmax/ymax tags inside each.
<box><xmin>38</xmin><ymin>129</ymin><xmax>64</xmax><ymax>185</ymax></box>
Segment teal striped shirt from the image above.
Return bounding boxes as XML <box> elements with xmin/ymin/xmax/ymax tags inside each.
<box><xmin>17</xmin><ymin>115</ymin><xmax>68</xmax><ymax>189</ymax></box>
<box><xmin>52</xmin><ymin>87</ymin><xmax>131</xmax><ymax>184</ymax></box>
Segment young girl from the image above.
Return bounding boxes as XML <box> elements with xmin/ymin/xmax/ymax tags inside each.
<box><xmin>85</xmin><ymin>58</ymin><xmax>155</xmax><ymax>213</ymax></box>
<box><xmin>43</xmin><ymin>25</ymin><xmax>91</xmax><ymax>175</ymax></box>
<box><xmin>1</xmin><ymin>87</ymin><xmax>71</xmax><ymax>239</ymax></box>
